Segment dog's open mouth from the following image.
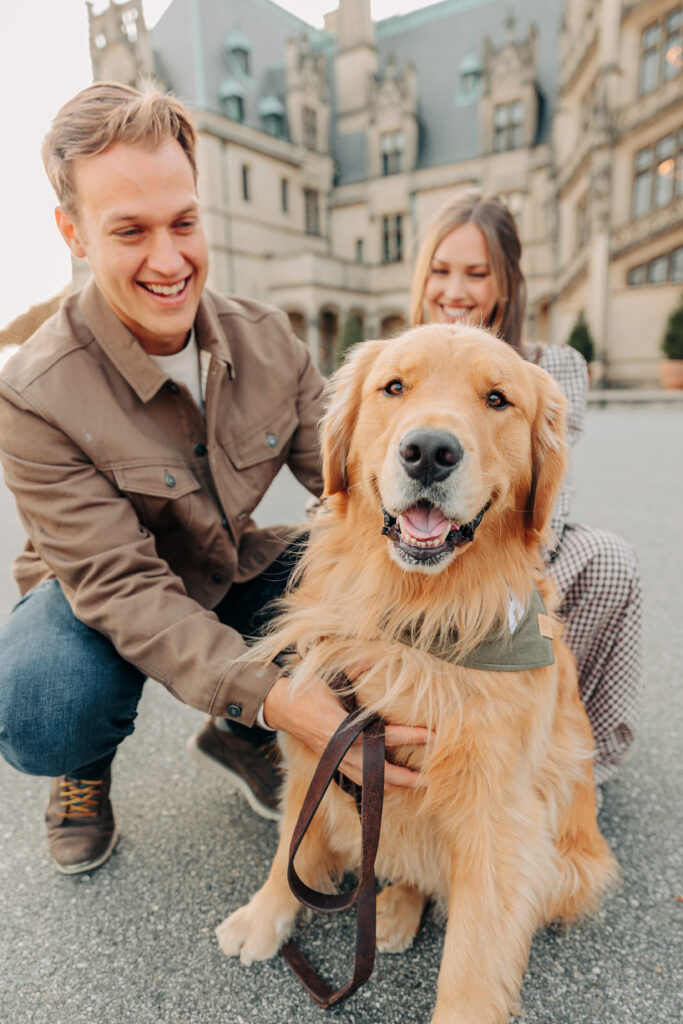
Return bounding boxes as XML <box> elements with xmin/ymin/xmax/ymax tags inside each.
<box><xmin>381</xmin><ymin>500</ymin><xmax>490</xmax><ymax>564</ymax></box>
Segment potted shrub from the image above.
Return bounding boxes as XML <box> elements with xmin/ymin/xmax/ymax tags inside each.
<box><xmin>566</xmin><ymin>311</ymin><xmax>595</xmax><ymax>375</ymax></box>
<box><xmin>565</xmin><ymin>311</ymin><xmax>593</xmax><ymax>380</ymax></box>
<box><xmin>660</xmin><ymin>293</ymin><xmax>683</xmax><ymax>389</ymax></box>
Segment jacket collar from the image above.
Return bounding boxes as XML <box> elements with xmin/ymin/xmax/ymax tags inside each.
<box><xmin>78</xmin><ymin>278</ymin><xmax>234</xmax><ymax>403</ymax></box>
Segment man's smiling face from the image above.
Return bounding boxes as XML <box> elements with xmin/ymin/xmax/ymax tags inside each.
<box><xmin>56</xmin><ymin>137</ymin><xmax>208</xmax><ymax>355</ymax></box>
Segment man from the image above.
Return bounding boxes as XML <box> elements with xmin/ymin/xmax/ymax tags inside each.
<box><xmin>0</xmin><ymin>82</ymin><xmax>425</xmax><ymax>875</ymax></box>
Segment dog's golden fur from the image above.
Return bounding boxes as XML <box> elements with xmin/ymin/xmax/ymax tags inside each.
<box><xmin>217</xmin><ymin>325</ymin><xmax>618</xmax><ymax>1023</ymax></box>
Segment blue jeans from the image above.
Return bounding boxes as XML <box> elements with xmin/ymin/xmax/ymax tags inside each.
<box><xmin>0</xmin><ymin>540</ymin><xmax>304</xmax><ymax>779</ymax></box>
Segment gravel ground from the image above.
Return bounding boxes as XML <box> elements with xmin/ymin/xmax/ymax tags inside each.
<box><xmin>0</xmin><ymin>406</ymin><xmax>681</xmax><ymax>1024</ymax></box>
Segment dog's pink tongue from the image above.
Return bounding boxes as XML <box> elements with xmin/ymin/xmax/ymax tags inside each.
<box><xmin>402</xmin><ymin>505</ymin><xmax>451</xmax><ymax>540</ymax></box>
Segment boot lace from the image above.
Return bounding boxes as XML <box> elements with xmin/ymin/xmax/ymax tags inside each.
<box><xmin>59</xmin><ymin>779</ymin><xmax>103</xmax><ymax>818</ymax></box>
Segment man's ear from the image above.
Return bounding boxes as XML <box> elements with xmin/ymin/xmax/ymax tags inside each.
<box><xmin>54</xmin><ymin>207</ymin><xmax>87</xmax><ymax>259</ymax></box>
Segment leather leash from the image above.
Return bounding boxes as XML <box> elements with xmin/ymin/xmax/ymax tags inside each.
<box><xmin>280</xmin><ymin>675</ymin><xmax>386</xmax><ymax>1008</ymax></box>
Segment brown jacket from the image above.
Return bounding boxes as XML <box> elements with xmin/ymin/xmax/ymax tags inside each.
<box><xmin>0</xmin><ymin>280</ymin><xmax>325</xmax><ymax>724</ymax></box>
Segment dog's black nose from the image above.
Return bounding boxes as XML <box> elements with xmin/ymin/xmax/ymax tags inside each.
<box><xmin>398</xmin><ymin>429</ymin><xmax>464</xmax><ymax>485</ymax></box>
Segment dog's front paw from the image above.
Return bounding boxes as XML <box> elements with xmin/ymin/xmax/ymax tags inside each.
<box><xmin>216</xmin><ymin>896</ymin><xmax>295</xmax><ymax>964</ymax></box>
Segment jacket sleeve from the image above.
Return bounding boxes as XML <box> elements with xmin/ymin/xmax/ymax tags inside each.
<box><xmin>283</xmin><ymin>321</ymin><xmax>326</xmax><ymax>497</ymax></box>
<box><xmin>0</xmin><ymin>385</ymin><xmax>279</xmax><ymax>724</ymax></box>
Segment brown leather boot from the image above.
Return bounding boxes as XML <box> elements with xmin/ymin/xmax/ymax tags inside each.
<box><xmin>186</xmin><ymin>717</ymin><xmax>282</xmax><ymax>821</ymax></box>
<box><xmin>45</xmin><ymin>771</ymin><xmax>118</xmax><ymax>874</ymax></box>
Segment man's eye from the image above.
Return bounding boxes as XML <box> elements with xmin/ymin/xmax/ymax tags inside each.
<box><xmin>486</xmin><ymin>390</ymin><xmax>509</xmax><ymax>409</ymax></box>
<box><xmin>382</xmin><ymin>379</ymin><xmax>404</xmax><ymax>396</ymax></box>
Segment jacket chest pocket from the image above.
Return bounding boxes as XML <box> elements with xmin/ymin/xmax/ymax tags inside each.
<box><xmin>223</xmin><ymin>401</ymin><xmax>299</xmax><ymax>507</ymax></box>
<box><xmin>112</xmin><ymin>464</ymin><xmax>202</xmax><ymax>533</ymax></box>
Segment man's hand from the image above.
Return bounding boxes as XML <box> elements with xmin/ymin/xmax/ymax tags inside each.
<box><xmin>262</xmin><ymin>673</ymin><xmax>432</xmax><ymax>790</ymax></box>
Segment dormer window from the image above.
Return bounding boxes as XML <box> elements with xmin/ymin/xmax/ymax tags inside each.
<box><xmin>259</xmin><ymin>95</ymin><xmax>287</xmax><ymax>140</ymax></box>
<box><xmin>219</xmin><ymin>80</ymin><xmax>245</xmax><ymax>123</ymax></box>
<box><xmin>381</xmin><ymin>131</ymin><xmax>404</xmax><ymax>175</ymax></box>
<box><xmin>457</xmin><ymin>55</ymin><xmax>481</xmax><ymax>104</ymax></box>
<box><xmin>224</xmin><ymin>30</ymin><xmax>251</xmax><ymax>77</ymax></box>
<box><xmin>494</xmin><ymin>100</ymin><xmax>524</xmax><ymax>152</ymax></box>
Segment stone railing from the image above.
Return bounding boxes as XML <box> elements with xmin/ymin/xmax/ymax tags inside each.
<box><xmin>617</xmin><ymin>75</ymin><xmax>683</xmax><ymax>136</ymax></box>
<box><xmin>611</xmin><ymin>197</ymin><xmax>683</xmax><ymax>258</ymax></box>
<box><xmin>556</xmin><ymin>248</ymin><xmax>589</xmax><ymax>298</ymax></box>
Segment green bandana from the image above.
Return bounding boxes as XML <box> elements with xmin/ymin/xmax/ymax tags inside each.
<box><xmin>455</xmin><ymin>586</ymin><xmax>555</xmax><ymax>671</ymax></box>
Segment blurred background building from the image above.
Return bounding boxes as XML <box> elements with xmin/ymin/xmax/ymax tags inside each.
<box><xmin>85</xmin><ymin>0</ymin><xmax>683</xmax><ymax>385</ymax></box>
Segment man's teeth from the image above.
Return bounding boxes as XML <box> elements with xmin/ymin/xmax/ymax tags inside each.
<box><xmin>142</xmin><ymin>279</ymin><xmax>187</xmax><ymax>296</ymax></box>
<box><xmin>397</xmin><ymin>516</ymin><xmax>454</xmax><ymax>548</ymax></box>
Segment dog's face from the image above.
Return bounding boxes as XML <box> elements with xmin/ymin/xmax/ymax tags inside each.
<box><xmin>323</xmin><ymin>324</ymin><xmax>568</xmax><ymax>574</ymax></box>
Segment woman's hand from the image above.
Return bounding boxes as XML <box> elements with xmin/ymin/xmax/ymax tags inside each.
<box><xmin>262</xmin><ymin>673</ymin><xmax>432</xmax><ymax>790</ymax></box>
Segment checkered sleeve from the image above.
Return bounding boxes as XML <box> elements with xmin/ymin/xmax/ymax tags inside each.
<box><xmin>536</xmin><ymin>344</ymin><xmax>589</xmax><ymax>545</ymax></box>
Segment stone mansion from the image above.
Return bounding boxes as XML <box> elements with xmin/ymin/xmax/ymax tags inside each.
<box><xmin>86</xmin><ymin>0</ymin><xmax>683</xmax><ymax>385</ymax></box>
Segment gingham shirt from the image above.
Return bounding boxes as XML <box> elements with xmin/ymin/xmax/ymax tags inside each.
<box><xmin>530</xmin><ymin>343</ymin><xmax>642</xmax><ymax>786</ymax></box>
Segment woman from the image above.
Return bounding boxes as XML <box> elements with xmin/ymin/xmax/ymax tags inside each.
<box><xmin>410</xmin><ymin>189</ymin><xmax>642</xmax><ymax>789</ymax></box>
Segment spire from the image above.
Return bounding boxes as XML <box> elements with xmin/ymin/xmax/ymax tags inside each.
<box><xmin>337</xmin><ymin>0</ymin><xmax>374</xmax><ymax>50</ymax></box>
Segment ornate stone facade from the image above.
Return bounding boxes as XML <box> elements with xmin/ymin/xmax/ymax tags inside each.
<box><xmin>86</xmin><ymin>0</ymin><xmax>683</xmax><ymax>385</ymax></box>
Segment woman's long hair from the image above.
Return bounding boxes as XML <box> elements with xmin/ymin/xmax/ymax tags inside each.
<box><xmin>409</xmin><ymin>189</ymin><xmax>527</xmax><ymax>351</ymax></box>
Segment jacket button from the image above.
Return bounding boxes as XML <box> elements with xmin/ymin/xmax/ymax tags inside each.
<box><xmin>167</xmin><ymin>382</ymin><xmax>180</xmax><ymax>394</ymax></box>
<box><xmin>226</xmin><ymin>703</ymin><xmax>242</xmax><ymax>718</ymax></box>
<box><xmin>194</xmin><ymin>442</ymin><xmax>208</xmax><ymax>456</ymax></box>
<box><xmin>165</xmin><ymin>474</ymin><xmax>176</xmax><ymax>487</ymax></box>
<box><xmin>266</xmin><ymin>433</ymin><xmax>277</xmax><ymax>448</ymax></box>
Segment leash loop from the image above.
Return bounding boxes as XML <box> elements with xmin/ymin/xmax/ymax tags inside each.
<box><xmin>280</xmin><ymin>677</ymin><xmax>385</xmax><ymax>1009</ymax></box>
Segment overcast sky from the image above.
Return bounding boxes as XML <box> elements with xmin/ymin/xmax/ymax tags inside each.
<box><xmin>1</xmin><ymin>0</ymin><xmax>439</xmax><ymax>330</ymax></box>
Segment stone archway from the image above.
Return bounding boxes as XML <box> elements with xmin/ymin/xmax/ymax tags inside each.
<box><xmin>318</xmin><ymin>308</ymin><xmax>339</xmax><ymax>376</ymax></box>
<box><xmin>286</xmin><ymin>310</ymin><xmax>307</xmax><ymax>343</ymax></box>
<box><xmin>380</xmin><ymin>313</ymin><xmax>407</xmax><ymax>338</ymax></box>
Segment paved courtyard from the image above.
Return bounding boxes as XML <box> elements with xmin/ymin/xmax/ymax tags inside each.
<box><xmin>0</xmin><ymin>406</ymin><xmax>681</xmax><ymax>1024</ymax></box>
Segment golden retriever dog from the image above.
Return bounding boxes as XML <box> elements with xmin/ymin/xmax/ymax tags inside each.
<box><xmin>216</xmin><ymin>324</ymin><xmax>618</xmax><ymax>1023</ymax></box>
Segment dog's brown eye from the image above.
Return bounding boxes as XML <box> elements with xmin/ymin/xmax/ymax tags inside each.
<box><xmin>486</xmin><ymin>390</ymin><xmax>509</xmax><ymax>409</ymax></box>
<box><xmin>383</xmin><ymin>379</ymin><xmax>404</xmax><ymax>396</ymax></box>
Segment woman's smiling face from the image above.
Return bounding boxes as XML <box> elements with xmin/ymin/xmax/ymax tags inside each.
<box><xmin>423</xmin><ymin>221</ymin><xmax>500</xmax><ymax>329</ymax></box>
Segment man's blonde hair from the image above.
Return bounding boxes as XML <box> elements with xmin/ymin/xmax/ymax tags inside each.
<box><xmin>42</xmin><ymin>81</ymin><xmax>198</xmax><ymax>215</ymax></box>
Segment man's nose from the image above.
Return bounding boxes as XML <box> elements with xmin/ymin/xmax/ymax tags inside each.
<box><xmin>146</xmin><ymin>230</ymin><xmax>186</xmax><ymax>276</ymax></box>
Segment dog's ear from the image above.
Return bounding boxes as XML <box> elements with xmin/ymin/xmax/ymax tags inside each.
<box><xmin>525</xmin><ymin>363</ymin><xmax>569</xmax><ymax>546</ymax></box>
<box><xmin>322</xmin><ymin>339</ymin><xmax>385</xmax><ymax>494</ymax></box>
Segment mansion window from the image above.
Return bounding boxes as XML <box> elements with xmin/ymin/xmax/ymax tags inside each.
<box><xmin>281</xmin><ymin>178</ymin><xmax>289</xmax><ymax>214</ymax></box>
<box><xmin>493</xmin><ymin>101</ymin><xmax>524</xmax><ymax>153</ymax></box>
<box><xmin>303</xmin><ymin>106</ymin><xmax>317</xmax><ymax>151</ymax></box>
<box><xmin>631</xmin><ymin>128</ymin><xmax>683</xmax><ymax>218</ymax></box>
<box><xmin>381</xmin><ymin>131</ymin><xmax>405</xmax><ymax>175</ymax></box>
<box><xmin>304</xmin><ymin>188</ymin><xmax>320</xmax><ymax>236</ymax></box>
<box><xmin>639</xmin><ymin>7</ymin><xmax>682</xmax><ymax>95</ymax></box>
<box><xmin>382</xmin><ymin>214</ymin><xmax>403</xmax><ymax>263</ymax></box>
<box><xmin>627</xmin><ymin>245</ymin><xmax>683</xmax><ymax>285</ymax></box>
<box><xmin>241</xmin><ymin>165</ymin><xmax>250</xmax><ymax>202</ymax></box>
<box><xmin>219</xmin><ymin>79</ymin><xmax>245</xmax><ymax>123</ymax></box>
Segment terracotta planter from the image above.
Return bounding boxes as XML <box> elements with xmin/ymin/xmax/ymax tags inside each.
<box><xmin>659</xmin><ymin>359</ymin><xmax>683</xmax><ymax>389</ymax></box>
